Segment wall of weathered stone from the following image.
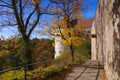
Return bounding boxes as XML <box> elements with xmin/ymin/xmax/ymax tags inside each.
<box><xmin>91</xmin><ymin>0</ymin><xmax>120</xmax><ymax>80</ymax></box>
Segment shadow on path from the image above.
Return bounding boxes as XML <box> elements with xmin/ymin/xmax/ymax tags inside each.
<box><xmin>65</xmin><ymin>60</ymin><xmax>103</xmax><ymax>80</ymax></box>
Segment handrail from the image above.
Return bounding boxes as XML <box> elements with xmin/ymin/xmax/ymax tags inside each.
<box><xmin>0</xmin><ymin>59</ymin><xmax>53</xmax><ymax>73</ymax></box>
<box><xmin>0</xmin><ymin>66</ymin><xmax>22</xmax><ymax>73</ymax></box>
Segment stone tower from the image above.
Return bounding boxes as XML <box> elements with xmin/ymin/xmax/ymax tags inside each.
<box><xmin>54</xmin><ymin>36</ymin><xmax>65</xmax><ymax>58</ymax></box>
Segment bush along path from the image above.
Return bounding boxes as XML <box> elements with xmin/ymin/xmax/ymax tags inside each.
<box><xmin>65</xmin><ymin>60</ymin><xmax>103</xmax><ymax>80</ymax></box>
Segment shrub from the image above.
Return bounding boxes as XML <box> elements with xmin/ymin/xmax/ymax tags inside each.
<box><xmin>0</xmin><ymin>69</ymin><xmax>24</xmax><ymax>80</ymax></box>
<box><xmin>0</xmin><ymin>40</ymin><xmax>91</xmax><ymax>80</ymax></box>
<box><xmin>55</xmin><ymin>50</ymin><xmax>71</xmax><ymax>67</ymax></box>
<box><xmin>75</xmin><ymin>40</ymin><xmax>91</xmax><ymax>61</ymax></box>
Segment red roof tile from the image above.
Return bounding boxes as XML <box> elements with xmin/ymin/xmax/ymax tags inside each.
<box><xmin>77</xmin><ymin>18</ymin><xmax>94</xmax><ymax>29</ymax></box>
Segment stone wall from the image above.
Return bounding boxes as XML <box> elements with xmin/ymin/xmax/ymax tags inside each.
<box><xmin>91</xmin><ymin>0</ymin><xmax>120</xmax><ymax>80</ymax></box>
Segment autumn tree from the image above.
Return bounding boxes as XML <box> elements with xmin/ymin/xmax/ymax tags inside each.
<box><xmin>0</xmin><ymin>35</ymin><xmax>19</xmax><ymax>57</ymax></box>
<box><xmin>45</xmin><ymin>0</ymin><xmax>84</xmax><ymax>64</ymax></box>
<box><xmin>0</xmin><ymin>0</ymin><xmax>51</xmax><ymax>79</ymax></box>
<box><xmin>33</xmin><ymin>39</ymin><xmax>54</xmax><ymax>62</ymax></box>
<box><xmin>0</xmin><ymin>0</ymin><xmax>54</xmax><ymax>64</ymax></box>
<box><xmin>0</xmin><ymin>35</ymin><xmax>22</xmax><ymax>71</ymax></box>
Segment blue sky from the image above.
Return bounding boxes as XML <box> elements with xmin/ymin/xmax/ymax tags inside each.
<box><xmin>0</xmin><ymin>0</ymin><xmax>98</xmax><ymax>39</ymax></box>
<box><xmin>82</xmin><ymin>0</ymin><xmax>98</xmax><ymax>18</ymax></box>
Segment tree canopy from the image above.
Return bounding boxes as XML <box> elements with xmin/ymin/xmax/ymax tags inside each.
<box><xmin>44</xmin><ymin>0</ymin><xmax>84</xmax><ymax>63</ymax></box>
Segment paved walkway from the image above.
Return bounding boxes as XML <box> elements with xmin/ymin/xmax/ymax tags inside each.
<box><xmin>65</xmin><ymin>60</ymin><xmax>103</xmax><ymax>80</ymax></box>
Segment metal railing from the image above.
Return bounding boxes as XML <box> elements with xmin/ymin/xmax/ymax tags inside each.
<box><xmin>0</xmin><ymin>59</ymin><xmax>54</xmax><ymax>74</ymax></box>
<box><xmin>0</xmin><ymin>58</ymin><xmax>68</xmax><ymax>80</ymax></box>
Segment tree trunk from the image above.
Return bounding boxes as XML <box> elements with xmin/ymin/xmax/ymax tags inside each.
<box><xmin>70</xmin><ymin>44</ymin><xmax>74</xmax><ymax>64</ymax></box>
<box><xmin>23</xmin><ymin>37</ymin><xmax>32</xmax><ymax>80</ymax></box>
<box><xmin>24</xmin><ymin>37</ymin><xmax>32</xmax><ymax>65</ymax></box>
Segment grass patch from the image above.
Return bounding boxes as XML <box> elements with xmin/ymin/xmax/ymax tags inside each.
<box><xmin>75</xmin><ymin>40</ymin><xmax>91</xmax><ymax>61</ymax></box>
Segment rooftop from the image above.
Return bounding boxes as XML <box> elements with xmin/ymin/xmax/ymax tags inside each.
<box><xmin>77</xmin><ymin>18</ymin><xmax>94</xmax><ymax>28</ymax></box>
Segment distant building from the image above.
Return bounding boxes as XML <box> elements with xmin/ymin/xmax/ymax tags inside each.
<box><xmin>54</xmin><ymin>18</ymin><xmax>94</xmax><ymax>58</ymax></box>
<box><xmin>77</xmin><ymin>18</ymin><xmax>94</xmax><ymax>39</ymax></box>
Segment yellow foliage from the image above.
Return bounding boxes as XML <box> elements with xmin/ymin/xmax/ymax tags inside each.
<box><xmin>61</xmin><ymin>29</ymin><xmax>70</xmax><ymax>37</ymax></box>
<box><xmin>74</xmin><ymin>12</ymin><xmax>82</xmax><ymax>19</ymax></box>
<box><xmin>58</xmin><ymin>18</ymin><xmax>67</xmax><ymax>28</ymax></box>
<box><xmin>32</xmin><ymin>0</ymin><xmax>40</xmax><ymax>4</ymax></box>
<box><xmin>52</xmin><ymin>42</ymin><xmax>55</xmax><ymax>47</ymax></box>
<box><xmin>0</xmin><ymin>50</ymin><xmax>10</xmax><ymax>57</ymax></box>
<box><xmin>68</xmin><ymin>37</ymin><xmax>82</xmax><ymax>46</ymax></box>
<box><xmin>74</xmin><ymin>25</ymin><xmax>82</xmax><ymax>31</ymax></box>
<box><xmin>43</xmin><ymin>28</ymin><xmax>49</xmax><ymax>35</ymax></box>
<box><xmin>62</xmin><ymin>40</ymin><xmax>70</xmax><ymax>46</ymax></box>
<box><xmin>43</xmin><ymin>0</ymin><xmax>83</xmax><ymax>49</ymax></box>
<box><xmin>52</xmin><ymin>6</ymin><xmax>62</xmax><ymax>14</ymax></box>
<box><xmin>62</xmin><ymin>37</ymin><xmax>83</xmax><ymax>47</ymax></box>
<box><xmin>63</xmin><ymin>14</ymin><xmax>69</xmax><ymax>21</ymax></box>
<box><xmin>14</xmin><ymin>44</ymin><xmax>19</xmax><ymax>49</ymax></box>
<box><xmin>0</xmin><ymin>69</ymin><xmax>24</xmax><ymax>80</ymax></box>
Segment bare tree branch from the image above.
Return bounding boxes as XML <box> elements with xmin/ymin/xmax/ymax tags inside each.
<box><xmin>28</xmin><ymin>9</ymin><xmax>41</xmax><ymax>37</ymax></box>
<box><xmin>12</xmin><ymin>0</ymin><xmax>26</xmax><ymax>37</ymax></box>
<box><xmin>0</xmin><ymin>0</ymin><xmax>12</xmax><ymax>6</ymax></box>
<box><xmin>0</xmin><ymin>11</ymin><xmax>14</xmax><ymax>15</ymax></box>
<box><xmin>0</xmin><ymin>23</ymin><xmax>17</xmax><ymax>27</ymax></box>
<box><xmin>0</xmin><ymin>4</ymin><xmax>13</xmax><ymax>8</ymax></box>
<box><xmin>19</xmin><ymin>0</ymin><xmax>24</xmax><ymax>27</ymax></box>
<box><xmin>25</xmin><ymin>8</ymin><xmax>36</xmax><ymax>28</ymax></box>
<box><xmin>0</xmin><ymin>26</ymin><xmax>2</xmax><ymax>31</ymax></box>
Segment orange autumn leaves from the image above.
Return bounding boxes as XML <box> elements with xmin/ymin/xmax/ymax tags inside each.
<box><xmin>0</xmin><ymin>39</ymin><xmax>19</xmax><ymax>57</ymax></box>
<box><xmin>44</xmin><ymin>16</ymin><xmax>83</xmax><ymax>47</ymax></box>
<box><xmin>33</xmin><ymin>39</ymin><xmax>54</xmax><ymax>62</ymax></box>
<box><xmin>44</xmin><ymin>0</ymin><xmax>83</xmax><ymax>47</ymax></box>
